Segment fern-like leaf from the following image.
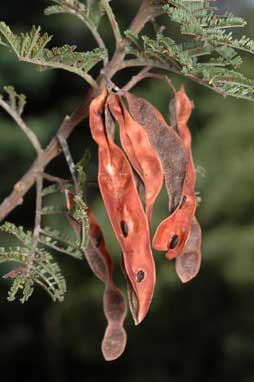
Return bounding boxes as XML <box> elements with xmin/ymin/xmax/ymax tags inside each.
<box><xmin>124</xmin><ymin>1</ymin><xmax>254</xmax><ymax>101</ymax></box>
<box><xmin>0</xmin><ymin>22</ymin><xmax>105</xmax><ymax>86</ymax></box>
<box><xmin>0</xmin><ymin>86</ymin><xmax>27</xmax><ymax>117</ymax></box>
<box><xmin>0</xmin><ymin>245</ymin><xmax>66</xmax><ymax>302</ymax></box>
<box><xmin>40</xmin><ymin>227</ymin><xmax>83</xmax><ymax>259</ymax></box>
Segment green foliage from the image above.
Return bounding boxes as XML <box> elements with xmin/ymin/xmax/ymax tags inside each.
<box><xmin>0</xmin><ymin>226</ymin><xmax>67</xmax><ymax>303</ymax></box>
<box><xmin>0</xmin><ymin>22</ymin><xmax>106</xmax><ymax>86</ymax></box>
<box><xmin>39</xmin><ymin>227</ymin><xmax>83</xmax><ymax>259</ymax></box>
<box><xmin>0</xmin><ymin>178</ymin><xmax>89</xmax><ymax>302</ymax></box>
<box><xmin>0</xmin><ymin>86</ymin><xmax>26</xmax><ymax>117</ymax></box>
<box><xmin>125</xmin><ymin>0</ymin><xmax>254</xmax><ymax>101</ymax></box>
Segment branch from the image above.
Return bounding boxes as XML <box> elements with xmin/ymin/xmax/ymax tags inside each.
<box><xmin>42</xmin><ymin>173</ymin><xmax>70</xmax><ymax>188</ymax></box>
<box><xmin>27</xmin><ymin>174</ymin><xmax>43</xmax><ymax>275</ymax></box>
<box><xmin>122</xmin><ymin>69</ymin><xmax>176</xmax><ymax>100</ymax></box>
<box><xmin>101</xmin><ymin>0</ymin><xmax>122</xmax><ymax>45</ymax></box>
<box><xmin>122</xmin><ymin>66</ymin><xmax>151</xmax><ymax>90</ymax></box>
<box><xmin>0</xmin><ymin>0</ymin><xmax>159</xmax><ymax>222</ymax></box>
<box><xmin>34</xmin><ymin>175</ymin><xmax>43</xmax><ymax>244</ymax></box>
<box><xmin>46</xmin><ymin>1</ymin><xmax>108</xmax><ymax>65</ymax></box>
<box><xmin>0</xmin><ymin>97</ymin><xmax>42</xmax><ymax>154</ymax></box>
<box><xmin>119</xmin><ymin>58</ymin><xmax>227</xmax><ymax>97</ymax></box>
<box><xmin>0</xmin><ymin>100</ymin><xmax>91</xmax><ymax>222</ymax></box>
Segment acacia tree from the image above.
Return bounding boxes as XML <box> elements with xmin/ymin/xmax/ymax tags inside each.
<box><xmin>0</xmin><ymin>0</ymin><xmax>253</xmax><ymax>361</ymax></box>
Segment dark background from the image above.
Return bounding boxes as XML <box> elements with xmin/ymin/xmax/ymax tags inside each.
<box><xmin>0</xmin><ymin>1</ymin><xmax>253</xmax><ymax>381</ymax></box>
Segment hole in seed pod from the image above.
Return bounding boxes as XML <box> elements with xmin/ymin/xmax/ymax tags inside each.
<box><xmin>179</xmin><ymin>195</ymin><xmax>187</xmax><ymax>209</ymax></box>
<box><xmin>94</xmin><ymin>236</ymin><xmax>100</xmax><ymax>248</ymax></box>
<box><xmin>120</xmin><ymin>220</ymin><xmax>128</xmax><ymax>237</ymax></box>
<box><xmin>169</xmin><ymin>234</ymin><xmax>179</xmax><ymax>249</ymax></box>
<box><xmin>136</xmin><ymin>270</ymin><xmax>145</xmax><ymax>283</ymax></box>
<box><xmin>97</xmin><ymin>110</ymin><xmax>105</xmax><ymax>123</ymax></box>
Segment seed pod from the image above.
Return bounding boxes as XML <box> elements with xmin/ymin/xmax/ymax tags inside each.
<box><xmin>152</xmin><ymin>87</ymin><xmax>197</xmax><ymax>259</ymax></box>
<box><xmin>89</xmin><ymin>88</ymin><xmax>156</xmax><ymax>325</ymax></box>
<box><xmin>108</xmin><ymin>94</ymin><xmax>163</xmax><ymax>221</ymax></box>
<box><xmin>65</xmin><ymin>191</ymin><xmax>127</xmax><ymax>361</ymax></box>
<box><xmin>124</xmin><ymin>91</ymin><xmax>187</xmax><ymax>214</ymax></box>
<box><xmin>175</xmin><ymin>217</ymin><xmax>201</xmax><ymax>283</ymax></box>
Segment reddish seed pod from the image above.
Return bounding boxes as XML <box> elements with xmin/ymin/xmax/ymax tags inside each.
<box><xmin>123</xmin><ymin>91</ymin><xmax>187</xmax><ymax>214</ymax></box>
<box><xmin>89</xmin><ymin>89</ymin><xmax>156</xmax><ymax>325</ymax></box>
<box><xmin>152</xmin><ymin>87</ymin><xmax>197</xmax><ymax>259</ymax></box>
<box><xmin>108</xmin><ymin>94</ymin><xmax>164</xmax><ymax>221</ymax></box>
<box><xmin>65</xmin><ymin>191</ymin><xmax>127</xmax><ymax>361</ymax></box>
<box><xmin>175</xmin><ymin>217</ymin><xmax>201</xmax><ymax>283</ymax></box>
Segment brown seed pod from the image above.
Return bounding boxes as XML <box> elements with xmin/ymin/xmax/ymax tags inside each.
<box><xmin>65</xmin><ymin>191</ymin><xmax>127</xmax><ymax>361</ymax></box>
<box><xmin>108</xmin><ymin>94</ymin><xmax>163</xmax><ymax>221</ymax></box>
<box><xmin>123</xmin><ymin>91</ymin><xmax>187</xmax><ymax>214</ymax></box>
<box><xmin>175</xmin><ymin>217</ymin><xmax>201</xmax><ymax>283</ymax></box>
<box><xmin>89</xmin><ymin>88</ymin><xmax>156</xmax><ymax>325</ymax></box>
<box><xmin>153</xmin><ymin>87</ymin><xmax>197</xmax><ymax>259</ymax></box>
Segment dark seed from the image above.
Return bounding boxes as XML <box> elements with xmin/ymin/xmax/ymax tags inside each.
<box><xmin>136</xmin><ymin>270</ymin><xmax>145</xmax><ymax>283</ymax></box>
<box><xmin>120</xmin><ymin>220</ymin><xmax>128</xmax><ymax>237</ymax></box>
<box><xmin>169</xmin><ymin>234</ymin><xmax>179</xmax><ymax>249</ymax></box>
<box><xmin>179</xmin><ymin>195</ymin><xmax>187</xmax><ymax>209</ymax></box>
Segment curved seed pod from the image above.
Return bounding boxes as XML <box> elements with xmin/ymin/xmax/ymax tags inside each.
<box><xmin>175</xmin><ymin>217</ymin><xmax>201</xmax><ymax>283</ymax></box>
<box><xmin>65</xmin><ymin>191</ymin><xmax>127</xmax><ymax>361</ymax></box>
<box><xmin>108</xmin><ymin>94</ymin><xmax>163</xmax><ymax>221</ymax></box>
<box><xmin>104</xmin><ymin>97</ymin><xmax>115</xmax><ymax>140</ymax></box>
<box><xmin>89</xmin><ymin>89</ymin><xmax>156</xmax><ymax>325</ymax></box>
<box><xmin>124</xmin><ymin>91</ymin><xmax>187</xmax><ymax>214</ymax></box>
<box><xmin>153</xmin><ymin>87</ymin><xmax>197</xmax><ymax>259</ymax></box>
<box><xmin>105</xmin><ymin>95</ymin><xmax>147</xmax><ymax>211</ymax></box>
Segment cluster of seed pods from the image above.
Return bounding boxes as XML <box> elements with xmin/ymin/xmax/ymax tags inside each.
<box><xmin>67</xmin><ymin>86</ymin><xmax>201</xmax><ymax>361</ymax></box>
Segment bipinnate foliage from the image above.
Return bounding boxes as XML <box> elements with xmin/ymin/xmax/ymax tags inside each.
<box><xmin>0</xmin><ymin>0</ymin><xmax>253</xmax><ymax>304</ymax></box>
<box><xmin>0</xmin><ymin>86</ymin><xmax>26</xmax><ymax>117</ymax></box>
<box><xmin>125</xmin><ymin>1</ymin><xmax>254</xmax><ymax>100</ymax></box>
<box><xmin>0</xmin><ymin>85</ymin><xmax>88</xmax><ymax>302</ymax></box>
<box><xmin>0</xmin><ymin>21</ymin><xmax>105</xmax><ymax>87</ymax></box>
<box><xmin>0</xmin><ymin>180</ymin><xmax>88</xmax><ymax>302</ymax></box>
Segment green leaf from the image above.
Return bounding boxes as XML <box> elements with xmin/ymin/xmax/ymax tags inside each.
<box><xmin>0</xmin><ymin>220</ymin><xmax>83</xmax><ymax>301</ymax></box>
<box><xmin>40</xmin><ymin>227</ymin><xmax>83</xmax><ymax>259</ymax></box>
<box><xmin>0</xmin><ymin>86</ymin><xmax>27</xmax><ymax>116</ymax></box>
<box><xmin>0</xmin><ymin>22</ymin><xmax>105</xmax><ymax>86</ymax></box>
<box><xmin>0</xmin><ymin>245</ymin><xmax>66</xmax><ymax>302</ymax></box>
<box><xmin>124</xmin><ymin>1</ymin><xmax>254</xmax><ymax>101</ymax></box>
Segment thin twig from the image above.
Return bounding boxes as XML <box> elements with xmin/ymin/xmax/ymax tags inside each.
<box><xmin>119</xmin><ymin>58</ymin><xmax>227</xmax><ymax>97</ymax></box>
<box><xmin>122</xmin><ymin>66</ymin><xmax>152</xmax><ymax>91</ymax></box>
<box><xmin>42</xmin><ymin>173</ymin><xmax>70</xmax><ymax>187</ymax></box>
<box><xmin>34</xmin><ymin>176</ymin><xmax>43</xmax><ymax>245</ymax></box>
<box><xmin>101</xmin><ymin>0</ymin><xmax>122</xmax><ymax>45</ymax></box>
<box><xmin>56</xmin><ymin>1</ymin><xmax>108</xmax><ymax>65</ymax></box>
<box><xmin>124</xmin><ymin>70</ymin><xmax>176</xmax><ymax>92</ymax></box>
<box><xmin>26</xmin><ymin>174</ymin><xmax>43</xmax><ymax>275</ymax></box>
<box><xmin>0</xmin><ymin>98</ymin><xmax>42</xmax><ymax>154</ymax></box>
<box><xmin>57</xmin><ymin>134</ymin><xmax>79</xmax><ymax>193</ymax></box>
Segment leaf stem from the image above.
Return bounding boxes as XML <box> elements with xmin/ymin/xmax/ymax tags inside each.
<box><xmin>101</xmin><ymin>0</ymin><xmax>122</xmax><ymax>45</ymax></box>
<box><xmin>34</xmin><ymin>175</ymin><xmax>43</xmax><ymax>245</ymax></box>
<box><xmin>53</xmin><ymin>1</ymin><xmax>108</xmax><ymax>65</ymax></box>
<box><xmin>22</xmin><ymin>57</ymin><xmax>98</xmax><ymax>89</ymax></box>
<box><xmin>0</xmin><ymin>97</ymin><xmax>42</xmax><ymax>154</ymax></box>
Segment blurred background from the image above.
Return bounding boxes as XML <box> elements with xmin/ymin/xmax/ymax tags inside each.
<box><xmin>0</xmin><ymin>1</ymin><xmax>253</xmax><ymax>381</ymax></box>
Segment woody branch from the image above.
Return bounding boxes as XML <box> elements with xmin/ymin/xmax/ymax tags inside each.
<box><xmin>0</xmin><ymin>0</ymin><xmax>160</xmax><ymax>222</ymax></box>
